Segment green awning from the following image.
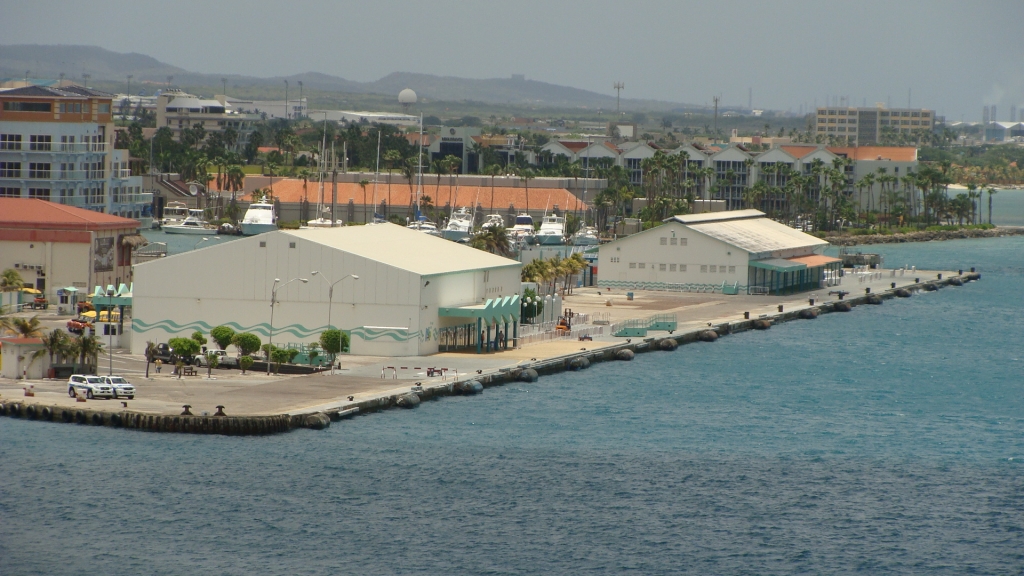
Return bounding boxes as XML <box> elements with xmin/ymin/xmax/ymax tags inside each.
<box><xmin>749</xmin><ymin>258</ymin><xmax>807</xmax><ymax>273</ymax></box>
<box><xmin>439</xmin><ymin>295</ymin><xmax>521</xmax><ymax>326</ymax></box>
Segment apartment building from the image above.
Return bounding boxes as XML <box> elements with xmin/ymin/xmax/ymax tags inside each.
<box><xmin>0</xmin><ymin>85</ymin><xmax>150</xmax><ymax>220</ymax></box>
<box><xmin>155</xmin><ymin>89</ymin><xmax>257</xmax><ymax>149</ymax></box>
<box><xmin>815</xmin><ymin>106</ymin><xmax>938</xmax><ymax>145</ymax></box>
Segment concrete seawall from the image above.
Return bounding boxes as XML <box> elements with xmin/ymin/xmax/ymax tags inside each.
<box><xmin>0</xmin><ymin>272</ymin><xmax>980</xmax><ymax>435</ymax></box>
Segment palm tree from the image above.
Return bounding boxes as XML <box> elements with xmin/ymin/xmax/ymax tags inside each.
<box><xmin>1</xmin><ymin>315</ymin><xmax>45</xmax><ymax>338</ymax></box>
<box><xmin>41</xmin><ymin>328</ymin><xmax>71</xmax><ymax>366</ymax></box>
<box><xmin>986</xmin><ymin>186</ymin><xmax>997</xmax><ymax>225</ymax></box>
<box><xmin>71</xmin><ymin>333</ymin><xmax>103</xmax><ymax>372</ymax></box>
<box><xmin>1</xmin><ymin>268</ymin><xmax>24</xmax><ymax>292</ymax></box>
<box><xmin>484</xmin><ymin>163</ymin><xmax>502</xmax><ymax>214</ymax></box>
<box><xmin>358</xmin><ymin>179</ymin><xmax>370</xmax><ymax>223</ymax></box>
<box><xmin>519</xmin><ymin>167</ymin><xmax>536</xmax><ymax>217</ymax></box>
<box><xmin>473</xmin><ymin>226</ymin><xmax>513</xmax><ymax>257</ymax></box>
<box><xmin>383</xmin><ymin>149</ymin><xmax>402</xmax><ymax>216</ymax></box>
<box><xmin>144</xmin><ymin>340</ymin><xmax>158</xmax><ymax>378</ymax></box>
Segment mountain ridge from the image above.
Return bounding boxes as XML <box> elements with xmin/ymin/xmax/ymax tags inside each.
<box><xmin>0</xmin><ymin>44</ymin><xmax>686</xmax><ymax>110</ymax></box>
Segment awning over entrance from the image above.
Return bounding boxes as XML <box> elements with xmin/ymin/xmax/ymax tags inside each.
<box><xmin>750</xmin><ymin>258</ymin><xmax>806</xmax><ymax>273</ymax></box>
<box><xmin>91</xmin><ymin>283</ymin><xmax>133</xmax><ymax>307</ymax></box>
<box><xmin>439</xmin><ymin>295</ymin><xmax>521</xmax><ymax>326</ymax></box>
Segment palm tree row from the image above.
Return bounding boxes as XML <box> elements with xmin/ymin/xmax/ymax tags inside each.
<box><xmin>520</xmin><ymin>253</ymin><xmax>588</xmax><ymax>296</ymax></box>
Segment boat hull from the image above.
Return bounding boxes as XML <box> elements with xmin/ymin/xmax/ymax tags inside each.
<box><xmin>536</xmin><ymin>233</ymin><xmax>564</xmax><ymax>246</ymax></box>
<box><xmin>240</xmin><ymin>223</ymin><xmax>278</xmax><ymax>236</ymax></box>
<box><xmin>442</xmin><ymin>229</ymin><xmax>470</xmax><ymax>241</ymax></box>
<box><xmin>163</xmin><ymin>225</ymin><xmax>215</xmax><ymax>235</ymax></box>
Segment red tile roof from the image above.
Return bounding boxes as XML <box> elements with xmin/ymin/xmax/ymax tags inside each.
<box><xmin>558</xmin><ymin>141</ymin><xmax>590</xmax><ymax>153</ymax></box>
<box><xmin>780</xmin><ymin>145</ymin><xmax>819</xmax><ymax>159</ymax></box>
<box><xmin>0</xmin><ymin>199</ymin><xmax>140</xmax><ymax>231</ymax></box>
<box><xmin>0</xmin><ymin>337</ymin><xmax>44</xmax><ymax>345</ymax></box>
<box><xmin>240</xmin><ymin>177</ymin><xmax>587</xmax><ymax>211</ymax></box>
<box><xmin>827</xmin><ymin>146</ymin><xmax>917</xmax><ymax>162</ymax></box>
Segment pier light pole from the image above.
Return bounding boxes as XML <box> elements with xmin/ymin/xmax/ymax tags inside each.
<box><xmin>267</xmin><ymin>276</ymin><xmax>308</xmax><ymax>375</ymax></box>
<box><xmin>311</xmin><ymin>271</ymin><xmax>359</xmax><ymax>330</ymax></box>
<box><xmin>106</xmin><ymin>287</ymin><xmax>115</xmax><ymax>375</ymax></box>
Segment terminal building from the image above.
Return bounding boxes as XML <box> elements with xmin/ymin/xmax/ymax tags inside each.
<box><xmin>131</xmin><ymin>223</ymin><xmax>523</xmax><ymax>357</ymax></box>
<box><xmin>597</xmin><ymin>210</ymin><xmax>839</xmax><ymax>295</ymax></box>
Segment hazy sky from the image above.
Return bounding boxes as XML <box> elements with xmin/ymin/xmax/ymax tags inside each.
<box><xmin>3</xmin><ymin>0</ymin><xmax>1022</xmax><ymax>120</ymax></box>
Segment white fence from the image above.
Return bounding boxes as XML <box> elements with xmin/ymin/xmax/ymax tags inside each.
<box><xmin>517</xmin><ymin>325</ymin><xmax>605</xmax><ymax>347</ymax></box>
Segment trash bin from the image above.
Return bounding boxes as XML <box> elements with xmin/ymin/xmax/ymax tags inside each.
<box><xmin>626</xmin><ymin>292</ymin><xmax>634</xmax><ymax>301</ymax></box>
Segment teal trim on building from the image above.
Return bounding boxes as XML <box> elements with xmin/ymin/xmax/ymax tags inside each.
<box><xmin>598</xmin><ymin>279</ymin><xmax>749</xmax><ymax>294</ymax></box>
<box><xmin>439</xmin><ymin>295</ymin><xmax>521</xmax><ymax>327</ymax></box>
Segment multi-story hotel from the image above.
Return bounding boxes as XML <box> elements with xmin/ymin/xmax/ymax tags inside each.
<box><xmin>156</xmin><ymin>89</ymin><xmax>257</xmax><ymax>149</ymax></box>
<box><xmin>815</xmin><ymin>106</ymin><xmax>938</xmax><ymax>145</ymax></box>
<box><xmin>0</xmin><ymin>85</ymin><xmax>150</xmax><ymax>221</ymax></box>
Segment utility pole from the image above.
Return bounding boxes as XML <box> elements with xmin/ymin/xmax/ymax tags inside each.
<box><xmin>284</xmin><ymin>80</ymin><xmax>289</xmax><ymax>120</ymax></box>
<box><xmin>222</xmin><ymin>78</ymin><xmax>227</xmax><ymax>97</ymax></box>
<box><xmin>748</xmin><ymin>87</ymin><xmax>752</xmax><ymax>110</ymax></box>
<box><xmin>298</xmin><ymin>81</ymin><xmax>303</xmax><ymax>118</ymax></box>
<box><xmin>82</xmin><ymin>73</ymin><xmax>90</xmax><ymax>89</ymax></box>
<box><xmin>614</xmin><ymin>82</ymin><xmax>624</xmax><ymax>115</ymax></box>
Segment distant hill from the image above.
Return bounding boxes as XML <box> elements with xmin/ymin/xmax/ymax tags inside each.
<box><xmin>0</xmin><ymin>44</ymin><xmax>681</xmax><ymax>110</ymax></box>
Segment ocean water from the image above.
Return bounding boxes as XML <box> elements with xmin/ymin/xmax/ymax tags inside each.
<box><xmin>2</xmin><ymin>237</ymin><xmax>1023</xmax><ymax>574</ymax></box>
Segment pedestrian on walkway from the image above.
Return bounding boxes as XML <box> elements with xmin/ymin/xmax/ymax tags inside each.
<box><xmin>155</xmin><ymin>358</ymin><xmax>162</xmax><ymax>373</ymax></box>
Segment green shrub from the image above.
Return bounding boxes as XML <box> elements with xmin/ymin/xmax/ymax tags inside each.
<box><xmin>319</xmin><ymin>329</ymin><xmax>348</xmax><ymax>356</ymax></box>
<box><xmin>232</xmin><ymin>332</ymin><xmax>262</xmax><ymax>356</ymax></box>
<box><xmin>191</xmin><ymin>331</ymin><xmax>207</xmax><ymax>346</ymax></box>
<box><xmin>168</xmin><ymin>337</ymin><xmax>200</xmax><ymax>359</ymax></box>
<box><xmin>239</xmin><ymin>355</ymin><xmax>254</xmax><ymax>374</ymax></box>
<box><xmin>210</xmin><ymin>325</ymin><xmax>235</xmax><ymax>350</ymax></box>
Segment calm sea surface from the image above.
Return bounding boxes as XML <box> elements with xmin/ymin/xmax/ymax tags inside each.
<box><xmin>3</xmin><ymin>241</ymin><xmax>1024</xmax><ymax>574</ymax></box>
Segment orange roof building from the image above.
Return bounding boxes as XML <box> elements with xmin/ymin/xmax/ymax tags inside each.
<box><xmin>0</xmin><ymin>198</ymin><xmax>141</xmax><ymax>300</ymax></box>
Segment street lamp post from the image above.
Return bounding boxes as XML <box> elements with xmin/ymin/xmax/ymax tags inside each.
<box><xmin>267</xmin><ymin>276</ymin><xmax>308</xmax><ymax>375</ymax></box>
<box><xmin>106</xmin><ymin>287</ymin><xmax>115</xmax><ymax>375</ymax></box>
<box><xmin>311</xmin><ymin>271</ymin><xmax>359</xmax><ymax>331</ymax></box>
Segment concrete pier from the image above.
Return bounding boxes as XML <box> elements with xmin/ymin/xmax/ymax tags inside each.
<box><xmin>0</xmin><ymin>269</ymin><xmax>977</xmax><ymax>434</ymax></box>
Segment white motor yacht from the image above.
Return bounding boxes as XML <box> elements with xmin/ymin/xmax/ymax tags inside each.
<box><xmin>240</xmin><ymin>202</ymin><xmax>278</xmax><ymax>236</ymax></box>
<box><xmin>159</xmin><ymin>201</ymin><xmax>189</xmax><ymax>228</ymax></box>
<box><xmin>163</xmin><ymin>209</ymin><xmax>214</xmax><ymax>235</ymax></box>
<box><xmin>535</xmin><ymin>214</ymin><xmax>566</xmax><ymax>246</ymax></box>
<box><xmin>571</xmin><ymin>226</ymin><xmax>600</xmax><ymax>246</ymax></box>
<box><xmin>510</xmin><ymin>213</ymin><xmax>535</xmax><ymax>244</ymax></box>
<box><xmin>407</xmin><ymin>218</ymin><xmax>442</xmax><ymax>237</ymax></box>
<box><xmin>442</xmin><ymin>207</ymin><xmax>474</xmax><ymax>241</ymax></box>
<box><xmin>481</xmin><ymin>214</ymin><xmax>505</xmax><ymax>230</ymax></box>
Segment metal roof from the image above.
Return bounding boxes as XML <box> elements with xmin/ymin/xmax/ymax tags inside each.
<box><xmin>688</xmin><ymin>216</ymin><xmax>828</xmax><ymax>255</ymax></box>
<box><xmin>667</xmin><ymin>209</ymin><xmax>765</xmax><ymax>225</ymax></box>
<box><xmin>750</xmin><ymin>258</ymin><xmax>806</xmax><ymax>272</ymax></box>
<box><xmin>283</xmin><ymin>223</ymin><xmax>519</xmax><ymax>276</ymax></box>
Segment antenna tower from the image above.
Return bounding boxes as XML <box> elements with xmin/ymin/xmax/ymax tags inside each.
<box><xmin>614</xmin><ymin>82</ymin><xmax>624</xmax><ymax>114</ymax></box>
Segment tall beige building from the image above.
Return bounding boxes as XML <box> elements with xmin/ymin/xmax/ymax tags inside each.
<box><xmin>155</xmin><ymin>89</ymin><xmax>257</xmax><ymax>149</ymax></box>
<box><xmin>815</xmin><ymin>106</ymin><xmax>937</xmax><ymax>145</ymax></box>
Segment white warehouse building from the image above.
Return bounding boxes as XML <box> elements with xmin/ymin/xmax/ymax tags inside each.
<box><xmin>597</xmin><ymin>210</ymin><xmax>841</xmax><ymax>295</ymax></box>
<box><xmin>131</xmin><ymin>224</ymin><xmax>523</xmax><ymax>357</ymax></box>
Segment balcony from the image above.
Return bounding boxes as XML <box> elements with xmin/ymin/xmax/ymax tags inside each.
<box><xmin>112</xmin><ymin>192</ymin><xmax>153</xmax><ymax>205</ymax></box>
<box><xmin>7</xmin><ymin>143</ymin><xmax>107</xmax><ymax>154</ymax></box>
<box><xmin>112</xmin><ymin>168</ymin><xmax>132</xmax><ymax>179</ymax></box>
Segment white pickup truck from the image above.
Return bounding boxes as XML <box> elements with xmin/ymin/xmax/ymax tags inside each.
<box><xmin>193</xmin><ymin>350</ymin><xmax>239</xmax><ymax>368</ymax></box>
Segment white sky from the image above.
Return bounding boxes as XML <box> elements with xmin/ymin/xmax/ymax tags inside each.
<box><xmin>2</xmin><ymin>0</ymin><xmax>1023</xmax><ymax>120</ymax></box>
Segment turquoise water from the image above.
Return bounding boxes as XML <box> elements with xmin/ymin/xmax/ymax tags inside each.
<box><xmin>990</xmin><ymin>188</ymin><xmax>1024</xmax><ymax>226</ymax></box>
<box><xmin>2</xmin><ymin>237</ymin><xmax>1023</xmax><ymax>574</ymax></box>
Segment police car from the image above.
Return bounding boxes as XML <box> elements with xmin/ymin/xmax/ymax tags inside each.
<box><xmin>67</xmin><ymin>375</ymin><xmax>114</xmax><ymax>399</ymax></box>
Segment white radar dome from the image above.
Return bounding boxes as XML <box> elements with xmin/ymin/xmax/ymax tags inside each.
<box><xmin>398</xmin><ymin>88</ymin><xmax>417</xmax><ymax>105</ymax></box>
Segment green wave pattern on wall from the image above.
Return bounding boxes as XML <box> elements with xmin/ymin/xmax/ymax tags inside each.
<box><xmin>133</xmin><ymin>319</ymin><xmax>327</xmax><ymax>339</ymax></box>
<box><xmin>349</xmin><ymin>326</ymin><xmax>418</xmax><ymax>342</ymax></box>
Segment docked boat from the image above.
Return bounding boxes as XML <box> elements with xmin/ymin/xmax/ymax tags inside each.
<box><xmin>407</xmin><ymin>217</ymin><xmax>442</xmax><ymax>237</ymax></box>
<box><xmin>306</xmin><ymin>208</ymin><xmax>339</xmax><ymax>228</ymax></box>
<box><xmin>240</xmin><ymin>202</ymin><xmax>278</xmax><ymax>236</ymax></box>
<box><xmin>159</xmin><ymin>201</ymin><xmax>189</xmax><ymax>228</ymax></box>
<box><xmin>509</xmin><ymin>213</ymin><xmax>536</xmax><ymax>244</ymax></box>
<box><xmin>481</xmin><ymin>214</ymin><xmax>505</xmax><ymax>230</ymax></box>
<box><xmin>442</xmin><ymin>207</ymin><xmax>474</xmax><ymax>241</ymax></box>
<box><xmin>163</xmin><ymin>210</ymin><xmax>215</xmax><ymax>235</ymax></box>
<box><xmin>572</xmin><ymin>226</ymin><xmax>600</xmax><ymax>246</ymax></box>
<box><xmin>535</xmin><ymin>214</ymin><xmax>566</xmax><ymax>246</ymax></box>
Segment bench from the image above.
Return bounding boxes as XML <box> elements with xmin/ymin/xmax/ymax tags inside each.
<box><xmin>181</xmin><ymin>366</ymin><xmax>197</xmax><ymax>377</ymax></box>
<box><xmin>578</xmin><ymin>334</ymin><xmax>593</xmax><ymax>341</ymax></box>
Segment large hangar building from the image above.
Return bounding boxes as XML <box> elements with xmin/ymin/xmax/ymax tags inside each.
<box><xmin>131</xmin><ymin>224</ymin><xmax>522</xmax><ymax>357</ymax></box>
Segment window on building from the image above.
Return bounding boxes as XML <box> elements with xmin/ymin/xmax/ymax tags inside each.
<box><xmin>0</xmin><ymin>134</ymin><xmax>22</xmax><ymax>150</ymax></box>
<box><xmin>638</xmin><ymin>263</ymin><xmax>646</xmax><ymax>269</ymax></box>
<box><xmin>98</xmin><ymin>103</ymin><xmax>110</xmax><ymax>113</ymax></box>
<box><xmin>29</xmin><ymin>135</ymin><xmax>52</xmax><ymax>151</ymax></box>
<box><xmin>700</xmin><ymin>265</ymin><xmax>708</xmax><ymax>273</ymax></box>
<box><xmin>0</xmin><ymin>187</ymin><xmax>20</xmax><ymax>197</ymax></box>
<box><xmin>670</xmin><ymin>237</ymin><xmax>677</xmax><ymax>245</ymax></box>
<box><xmin>670</xmin><ymin>264</ymin><xmax>677</xmax><ymax>271</ymax></box>
<box><xmin>259</xmin><ymin>241</ymin><xmax>267</xmax><ymax>248</ymax></box>
<box><xmin>729</xmin><ymin>266</ymin><xmax>736</xmax><ymax>273</ymax></box>
<box><xmin>28</xmin><ymin>188</ymin><xmax>50</xmax><ymax>200</ymax></box>
<box><xmin>679</xmin><ymin>238</ymin><xmax>687</xmax><ymax>246</ymax></box>
<box><xmin>660</xmin><ymin>237</ymin><xmax>667</xmax><ymax>245</ymax></box>
<box><xmin>629</xmin><ymin>262</ymin><xmax>636</xmax><ymax>269</ymax></box>
<box><xmin>3</xmin><ymin>101</ymin><xmax>52</xmax><ymax>112</ymax></box>
<box><xmin>709</xmin><ymin>265</ymin><xmax>717</xmax><ymax>273</ymax></box>
<box><xmin>679</xmin><ymin>264</ymin><xmax>687</xmax><ymax>272</ymax></box>
<box><xmin>719</xmin><ymin>264</ymin><xmax>727</xmax><ymax>272</ymax></box>
<box><xmin>881</xmin><ymin>111</ymin><xmax>890</xmax><ymax>117</ymax></box>
<box><xmin>659</xmin><ymin>263</ymin><xmax>666</xmax><ymax>271</ymax></box>
<box><xmin>28</xmin><ymin>163</ymin><xmax>51</xmax><ymax>178</ymax></box>
<box><xmin>0</xmin><ymin>161</ymin><xmax>21</xmax><ymax>178</ymax></box>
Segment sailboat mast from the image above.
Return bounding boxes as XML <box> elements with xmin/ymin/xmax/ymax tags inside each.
<box><xmin>371</xmin><ymin>129</ymin><xmax>381</xmax><ymax>221</ymax></box>
<box><xmin>416</xmin><ymin>113</ymin><xmax>423</xmax><ymax>219</ymax></box>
